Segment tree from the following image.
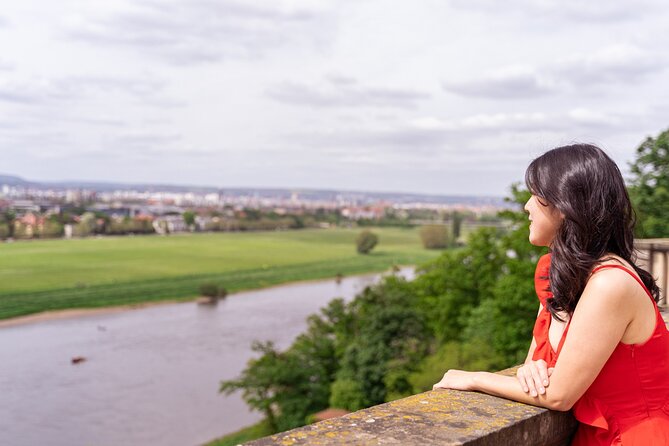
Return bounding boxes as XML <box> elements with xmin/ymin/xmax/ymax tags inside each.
<box><xmin>628</xmin><ymin>128</ymin><xmax>669</xmax><ymax>238</ymax></box>
<box><xmin>2</xmin><ymin>210</ymin><xmax>15</xmax><ymax>238</ymax></box>
<box><xmin>419</xmin><ymin>224</ymin><xmax>450</xmax><ymax>249</ymax></box>
<box><xmin>329</xmin><ymin>277</ymin><xmax>429</xmax><ymax>408</ymax></box>
<box><xmin>413</xmin><ymin>226</ymin><xmax>505</xmax><ymax>343</ymax></box>
<box><xmin>462</xmin><ymin>184</ymin><xmax>546</xmax><ymax>367</ymax></box>
<box><xmin>408</xmin><ymin>184</ymin><xmax>546</xmax><ymax>389</ymax></box>
<box><xmin>356</xmin><ymin>230</ymin><xmax>378</xmax><ymax>254</ymax></box>
<box><xmin>329</xmin><ymin>378</ymin><xmax>365</xmax><ymax>411</ymax></box>
<box><xmin>221</xmin><ymin>299</ymin><xmax>346</xmax><ymax>432</ymax></box>
<box><xmin>183</xmin><ymin>211</ymin><xmax>196</xmax><ymax>229</ymax></box>
<box><xmin>451</xmin><ymin>211</ymin><xmax>463</xmax><ymax>241</ymax></box>
<box><xmin>38</xmin><ymin>219</ymin><xmax>64</xmax><ymax>238</ymax></box>
<box><xmin>75</xmin><ymin>212</ymin><xmax>97</xmax><ymax>237</ymax></box>
<box><xmin>220</xmin><ymin>341</ymin><xmax>284</xmax><ymax>431</ymax></box>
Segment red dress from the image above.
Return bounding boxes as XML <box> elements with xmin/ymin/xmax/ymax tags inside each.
<box><xmin>531</xmin><ymin>254</ymin><xmax>669</xmax><ymax>444</ymax></box>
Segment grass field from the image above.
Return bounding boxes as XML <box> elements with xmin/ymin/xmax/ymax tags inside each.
<box><xmin>0</xmin><ymin>227</ymin><xmax>441</xmax><ymax>320</ymax></box>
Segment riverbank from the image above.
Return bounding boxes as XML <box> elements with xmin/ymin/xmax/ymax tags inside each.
<box><xmin>0</xmin><ymin>227</ymin><xmax>441</xmax><ymax>321</ymax></box>
<box><xmin>0</xmin><ymin>265</ymin><xmax>416</xmax><ymax>329</ymax></box>
<box><xmin>0</xmin><ymin>300</ymin><xmax>181</xmax><ymax>329</ymax></box>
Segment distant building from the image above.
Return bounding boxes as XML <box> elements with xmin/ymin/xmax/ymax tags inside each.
<box><xmin>341</xmin><ymin>204</ymin><xmax>387</xmax><ymax>220</ymax></box>
<box><xmin>153</xmin><ymin>215</ymin><xmax>189</xmax><ymax>234</ymax></box>
<box><xmin>9</xmin><ymin>200</ymin><xmax>40</xmax><ymax>214</ymax></box>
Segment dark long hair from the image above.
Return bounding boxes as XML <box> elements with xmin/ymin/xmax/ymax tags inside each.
<box><xmin>525</xmin><ymin>144</ymin><xmax>659</xmax><ymax>320</ymax></box>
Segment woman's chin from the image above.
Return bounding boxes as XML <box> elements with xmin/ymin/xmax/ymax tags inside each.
<box><xmin>528</xmin><ymin>235</ymin><xmax>547</xmax><ymax>247</ymax></box>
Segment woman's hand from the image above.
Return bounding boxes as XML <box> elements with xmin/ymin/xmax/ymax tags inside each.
<box><xmin>516</xmin><ymin>359</ymin><xmax>554</xmax><ymax>397</ymax></box>
<box><xmin>432</xmin><ymin>369</ymin><xmax>477</xmax><ymax>391</ymax></box>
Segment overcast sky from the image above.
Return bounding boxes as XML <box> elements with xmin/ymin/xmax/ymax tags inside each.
<box><xmin>1</xmin><ymin>0</ymin><xmax>668</xmax><ymax>196</ymax></box>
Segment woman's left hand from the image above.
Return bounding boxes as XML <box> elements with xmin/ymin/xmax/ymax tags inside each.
<box><xmin>433</xmin><ymin>369</ymin><xmax>477</xmax><ymax>391</ymax></box>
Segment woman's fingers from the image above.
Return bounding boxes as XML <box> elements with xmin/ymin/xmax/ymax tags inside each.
<box><xmin>537</xmin><ymin>359</ymin><xmax>550</xmax><ymax>387</ymax></box>
<box><xmin>517</xmin><ymin>360</ymin><xmax>551</xmax><ymax>396</ymax></box>
<box><xmin>528</xmin><ymin>363</ymin><xmax>544</xmax><ymax>396</ymax></box>
<box><xmin>516</xmin><ymin>367</ymin><xmax>532</xmax><ymax>394</ymax></box>
<box><xmin>516</xmin><ymin>368</ymin><xmax>527</xmax><ymax>392</ymax></box>
<box><xmin>433</xmin><ymin>373</ymin><xmax>446</xmax><ymax>390</ymax></box>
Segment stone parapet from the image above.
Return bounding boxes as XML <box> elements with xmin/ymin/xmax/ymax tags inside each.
<box><xmin>246</xmin><ymin>367</ymin><xmax>576</xmax><ymax>446</ymax></box>
<box><xmin>246</xmin><ymin>313</ymin><xmax>668</xmax><ymax>445</ymax></box>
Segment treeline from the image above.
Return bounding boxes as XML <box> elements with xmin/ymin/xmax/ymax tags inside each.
<box><xmin>0</xmin><ymin>209</ymin><xmax>322</xmax><ymax>240</ymax></box>
<box><xmin>0</xmin><ymin>212</ymin><xmax>155</xmax><ymax>239</ymax></box>
<box><xmin>221</xmin><ymin>186</ymin><xmax>545</xmax><ymax>434</ymax></box>
<box><xmin>628</xmin><ymin>128</ymin><xmax>669</xmax><ymax>238</ymax></box>
<box><xmin>202</xmin><ymin>213</ymin><xmax>313</xmax><ymax>232</ymax></box>
<box><xmin>0</xmin><ymin>207</ymin><xmax>496</xmax><ymax>241</ymax></box>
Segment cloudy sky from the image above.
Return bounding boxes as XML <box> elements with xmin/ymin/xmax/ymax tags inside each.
<box><xmin>1</xmin><ymin>0</ymin><xmax>668</xmax><ymax>196</ymax></box>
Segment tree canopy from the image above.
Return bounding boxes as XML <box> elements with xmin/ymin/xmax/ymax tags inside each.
<box><xmin>628</xmin><ymin>128</ymin><xmax>669</xmax><ymax>238</ymax></box>
<box><xmin>220</xmin><ymin>184</ymin><xmax>547</xmax><ymax>437</ymax></box>
<box><xmin>355</xmin><ymin>230</ymin><xmax>379</xmax><ymax>254</ymax></box>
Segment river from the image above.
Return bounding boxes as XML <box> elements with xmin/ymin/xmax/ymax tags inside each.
<box><xmin>0</xmin><ymin>268</ymin><xmax>414</xmax><ymax>446</ymax></box>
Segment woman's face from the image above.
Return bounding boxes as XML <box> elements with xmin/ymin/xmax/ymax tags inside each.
<box><xmin>524</xmin><ymin>195</ymin><xmax>563</xmax><ymax>247</ymax></box>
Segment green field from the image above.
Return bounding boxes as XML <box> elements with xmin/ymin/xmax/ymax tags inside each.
<box><xmin>0</xmin><ymin>228</ymin><xmax>441</xmax><ymax>320</ymax></box>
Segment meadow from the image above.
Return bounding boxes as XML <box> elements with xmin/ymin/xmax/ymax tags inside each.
<box><xmin>0</xmin><ymin>227</ymin><xmax>441</xmax><ymax>320</ymax></box>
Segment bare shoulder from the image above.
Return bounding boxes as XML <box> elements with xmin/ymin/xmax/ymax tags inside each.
<box><xmin>579</xmin><ymin>256</ymin><xmax>644</xmax><ymax>314</ymax></box>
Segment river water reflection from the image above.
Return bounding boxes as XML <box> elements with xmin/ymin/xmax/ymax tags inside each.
<box><xmin>0</xmin><ymin>268</ymin><xmax>414</xmax><ymax>446</ymax></box>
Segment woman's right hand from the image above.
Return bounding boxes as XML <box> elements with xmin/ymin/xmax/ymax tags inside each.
<box><xmin>516</xmin><ymin>359</ymin><xmax>554</xmax><ymax>397</ymax></box>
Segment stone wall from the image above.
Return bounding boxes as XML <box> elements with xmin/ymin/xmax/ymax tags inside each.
<box><xmin>246</xmin><ymin>309</ymin><xmax>668</xmax><ymax>446</ymax></box>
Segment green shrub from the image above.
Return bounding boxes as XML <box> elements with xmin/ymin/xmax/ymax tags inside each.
<box><xmin>199</xmin><ymin>283</ymin><xmax>220</xmax><ymax>298</ymax></box>
<box><xmin>0</xmin><ymin>223</ymin><xmax>9</xmax><ymax>239</ymax></box>
<box><xmin>329</xmin><ymin>378</ymin><xmax>365</xmax><ymax>411</ymax></box>
<box><xmin>355</xmin><ymin>230</ymin><xmax>378</xmax><ymax>254</ymax></box>
<box><xmin>419</xmin><ymin>224</ymin><xmax>450</xmax><ymax>249</ymax></box>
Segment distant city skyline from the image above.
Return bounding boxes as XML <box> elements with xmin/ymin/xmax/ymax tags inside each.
<box><xmin>0</xmin><ymin>172</ymin><xmax>509</xmax><ymax>204</ymax></box>
<box><xmin>1</xmin><ymin>1</ymin><xmax>668</xmax><ymax>195</ymax></box>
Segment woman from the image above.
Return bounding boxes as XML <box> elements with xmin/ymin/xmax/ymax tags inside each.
<box><xmin>433</xmin><ymin>144</ymin><xmax>669</xmax><ymax>444</ymax></box>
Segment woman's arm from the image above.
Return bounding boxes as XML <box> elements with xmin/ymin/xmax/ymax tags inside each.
<box><xmin>434</xmin><ymin>270</ymin><xmax>636</xmax><ymax>410</ymax></box>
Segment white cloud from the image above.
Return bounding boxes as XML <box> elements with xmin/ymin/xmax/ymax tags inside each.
<box><xmin>554</xmin><ymin>44</ymin><xmax>663</xmax><ymax>86</ymax></box>
<box><xmin>567</xmin><ymin>108</ymin><xmax>618</xmax><ymax>126</ymax></box>
<box><xmin>266</xmin><ymin>78</ymin><xmax>430</xmax><ymax>109</ymax></box>
<box><xmin>447</xmin><ymin>0</ymin><xmax>664</xmax><ymax>22</ymax></box>
<box><xmin>459</xmin><ymin>112</ymin><xmax>549</xmax><ymax>130</ymax></box>
<box><xmin>0</xmin><ymin>74</ymin><xmax>171</xmax><ymax>106</ymax></box>
<box><xmin>62</xmin><ymin>0</ymin><xmax>336</xmax><ymax>65</ymax></box>
<box><xmin>443</xmin><ymin>44</ymin><xmax>667</xmax><ymax>100</ymax></box>
<box><xmin>443</xmin><ymin>66</ymin><xmax>556</xmax><ymax>99</ymax></box>
<box><xmin>408</xmin><ymin>117</ymin><xmax>455</xmax><ymax>131</ymax></box>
